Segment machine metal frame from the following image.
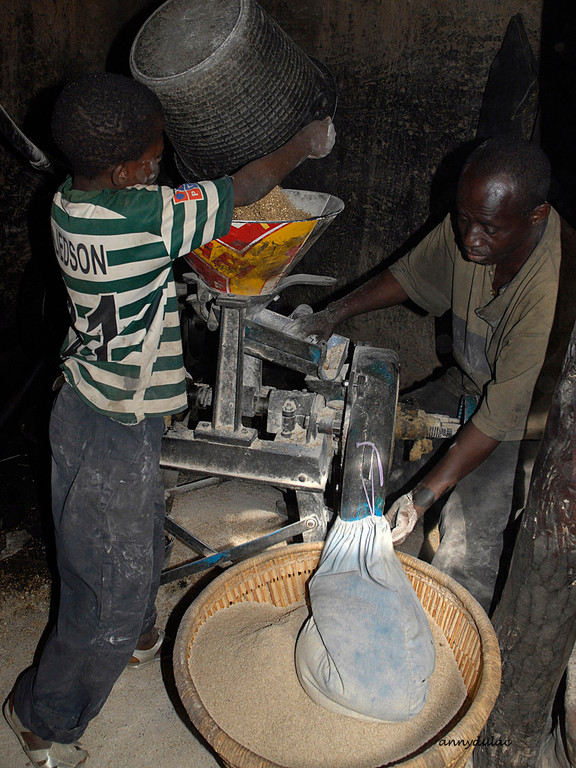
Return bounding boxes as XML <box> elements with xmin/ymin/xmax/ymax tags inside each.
<box><xmin>159</xmin><ymin>278</ymin><xmax>400</xmax><ymax>583</ymax></box>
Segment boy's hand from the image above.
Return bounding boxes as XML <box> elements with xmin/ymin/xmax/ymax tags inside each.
<box><xmin>233</xmin><ymin>117</ymin><xmax>336</xmax><ymax>207</ymax></box>
<box><xmin>305</xmin><ymin>117</ymin><xmax>336</xmax><ymax>159</ymax></box>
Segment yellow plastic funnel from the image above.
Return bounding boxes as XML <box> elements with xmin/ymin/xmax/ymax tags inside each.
<box><xmin>183</xmin><ymin>190</ymin><xmax>344</xmax><ymax>296</ymax></box>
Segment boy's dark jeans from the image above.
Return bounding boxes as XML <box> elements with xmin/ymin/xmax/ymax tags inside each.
<box><xmin>14</xmin><ymin>383</ymin><xmax>166</xmax><ymax>743</ymax></box>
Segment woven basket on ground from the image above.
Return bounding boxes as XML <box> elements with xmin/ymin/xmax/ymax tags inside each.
<box><xmin>173</xmin><ymin>542</ymin><xmax>501</xmax><ymax>768</ymax></box>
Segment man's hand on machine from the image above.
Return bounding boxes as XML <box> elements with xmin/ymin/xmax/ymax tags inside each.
<box><xmin>385</xmin><ymin>484</ymin><xmax>436</xmax><ymax>546</ymax></box>
<box><xmin>285</xmin><ymin>305</ymin><xmax>340</xmax><ymax>342</ymax></box>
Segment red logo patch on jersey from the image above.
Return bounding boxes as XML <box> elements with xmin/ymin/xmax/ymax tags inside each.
<box><xmin>173</xmin><ymin>183</ymin><xmax>204</xmax><ymax>204</ymax></box>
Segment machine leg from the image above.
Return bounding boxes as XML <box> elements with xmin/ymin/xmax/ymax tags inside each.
<box><xmin>295</xmin><ymin>489</ymin><xmax>331</xmax><ymax>542</ymax></box>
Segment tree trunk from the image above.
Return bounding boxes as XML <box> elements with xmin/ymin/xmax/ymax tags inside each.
<box><xmin>474</xmin><ymin>326</ymin><xmax>576</xmax><ymax>767</ymax></box>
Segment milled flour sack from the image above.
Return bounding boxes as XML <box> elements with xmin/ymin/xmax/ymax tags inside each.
<box><xmin>295</xmin><ymin>512</ymin><xmax>436</xmax><ymax>722</ymax></box>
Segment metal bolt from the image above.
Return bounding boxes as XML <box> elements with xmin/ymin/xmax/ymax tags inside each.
<box><xmin>305</xmin><ymin>517</ymin><xmax>317</xmax><ymax>529</ymax></box>
<box><xmin>281</xmin><ymin>399</ymin><xmax>297</xmax><ymax>437</ymax></box>
<box><xmin>298</xmin><ymin>473</ymin><xmax>307</xmax><ymax>482</ymax></box>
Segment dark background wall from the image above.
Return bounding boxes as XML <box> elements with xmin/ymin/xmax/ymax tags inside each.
<box><xmin>268</xmin><ymin>0</ymin><xmax>545</xmax><ymax>385</ymax></box>
<box><xmin>0</xmin><ymin>0</ymin><xmax>573</xmax><ymax>410</ymax></box>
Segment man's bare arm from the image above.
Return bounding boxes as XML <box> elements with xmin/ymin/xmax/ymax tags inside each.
<box><xmin>287</xmin><ymin>268</ymin><xmax>410</xmax><ymax>340</ymax></box>
<box><xmin>387</xmin><ymin>421</ymin><xmax>500</xmax><ymax>545</ymax></box>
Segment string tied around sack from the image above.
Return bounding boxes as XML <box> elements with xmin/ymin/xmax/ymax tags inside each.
<box><xmin>355</xmin><ymin>441</ymin><xmax>384</xmax><ymax>517</ymax></box>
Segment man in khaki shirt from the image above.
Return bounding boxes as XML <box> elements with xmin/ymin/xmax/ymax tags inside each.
<box><xmin>389</xmin><ymin>195</ymin><xmax>560</xmax><ymax>443</ymax></box>
<box><xmin>288</xmin><ymin>136</ymin><xmax>559</xmax><ymax>613</ymax></box>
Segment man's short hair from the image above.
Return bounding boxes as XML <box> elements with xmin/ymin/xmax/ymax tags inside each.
<box><xmin>464</xmin><ymin>136</ymin><xmax>551</xmax><ymax>214</ymax></box>
<box><xmin>52</xmin><ymin>72</ymin><xmax>164</xmax><ymax>179</ymax></box>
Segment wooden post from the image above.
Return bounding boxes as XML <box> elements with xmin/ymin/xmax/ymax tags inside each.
<box><xmin>474</xmin><ymin>323</ymin><xmax>576</xmax><ymax>767</ymax></box>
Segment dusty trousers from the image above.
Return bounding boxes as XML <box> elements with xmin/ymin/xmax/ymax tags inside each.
<box><xmin>388</xmin><ymin>379</ymin><xmax>523</xmax><ymax>614</ymax></box>
<box><xmin>13</xmin><ymin>383</ymin><xmax>166</xmax><ymax>743</ymax></box>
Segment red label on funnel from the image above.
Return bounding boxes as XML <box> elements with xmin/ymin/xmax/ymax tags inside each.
<box><xmin>221</xmin><ymin>222</ymin><xmax>287</xmax><ymax>253</ymax></box>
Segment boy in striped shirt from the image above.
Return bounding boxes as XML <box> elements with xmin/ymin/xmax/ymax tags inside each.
<box><xmin>4</xmin><ymin>72</ymin><xmax>335</xmax><ymax>767</ymax></box>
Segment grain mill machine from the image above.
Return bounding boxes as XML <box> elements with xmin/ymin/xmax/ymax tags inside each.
<box><xmin>159</xmin><ymin>191</ymin><xmax>404</xmax><ymax>582</ymax></box>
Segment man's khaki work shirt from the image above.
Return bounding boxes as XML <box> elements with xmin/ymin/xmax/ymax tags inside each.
<box><xmin>389</xmin><ymin>208</ymin><xmax>561</xmax><ymax>441</ymax></box>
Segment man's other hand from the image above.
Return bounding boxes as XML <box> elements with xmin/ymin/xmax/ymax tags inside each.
<box><xmin>385</xmin><ymin>491</ymin><xmax>418</xmax><ymax>546</ymax></box>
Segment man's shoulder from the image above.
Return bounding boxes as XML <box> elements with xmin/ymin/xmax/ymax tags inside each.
<box><xmin>560</xmin><ymin>213</ymin><xmax>576</xmax><ymax>260</ymax></box>
<box><xmin>518</xmin><ymin>207</ymin><xmax>562</xmax><ymax>287</ymax></box>
<box><xmin>545</xmin><ymin>206</ymin><xmax>562</xmax><ymax>249</ymax></box>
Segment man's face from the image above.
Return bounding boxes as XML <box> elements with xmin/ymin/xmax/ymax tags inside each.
<box><xmin>453</xmin><ymin>165</ymin><xmax>536</xmax><ymax>268</ymax></box>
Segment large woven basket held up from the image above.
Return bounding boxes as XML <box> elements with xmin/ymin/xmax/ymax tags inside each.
<box><xmin>130</xmin><ymin>0</ymin><xmax>337</xmax><ymax>180</ymax></box>
<box><xmin>173</xmin><ymin>543</ymin><xmax>502</xmax><ymax>768</ymax></box>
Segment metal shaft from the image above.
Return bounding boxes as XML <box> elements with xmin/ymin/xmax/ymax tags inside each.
<box><xmin>212</xmin><ymin>300</ymin><xmax>245</xmax><ymax>432</ymax></box>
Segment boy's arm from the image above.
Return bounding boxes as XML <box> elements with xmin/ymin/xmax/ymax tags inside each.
<box><xmin>232</xmin><ymin>117</ymin><xmax>335</xmax><ymax>207</ymax></box>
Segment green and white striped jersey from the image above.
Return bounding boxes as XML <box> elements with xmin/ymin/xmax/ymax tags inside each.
<box><xmin>51</xmin><ymin>176</ymin><xmax>234</xmax><ymax>424</ymax></box>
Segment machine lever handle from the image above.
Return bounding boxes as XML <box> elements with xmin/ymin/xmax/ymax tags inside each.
<box><xmin>274</xmin><ymin>274</ymin><xmax>337</xmax><ymax>292</ymax></box>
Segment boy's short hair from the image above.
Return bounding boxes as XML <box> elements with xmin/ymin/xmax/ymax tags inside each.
<box><xmin>52</xmin><ymin>72</ymin><xmax>164</xmax><ymax>179</ymax></box>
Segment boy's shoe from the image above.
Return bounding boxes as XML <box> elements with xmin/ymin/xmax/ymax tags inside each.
<box><xmin>3</xmin><ymin>696</ymin><xmax>88</xmax><ymax>767</ymax></box>
<box><xmin>127</xmin><ymin>628</ymin><xmax>166</xmax><ymax>670</ymax></box>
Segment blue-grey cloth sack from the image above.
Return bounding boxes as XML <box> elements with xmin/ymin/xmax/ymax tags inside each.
<box><xmin>295</xmin><ymin>512</ymin><xmax>436</xmax><ymax>721</ymax></box>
